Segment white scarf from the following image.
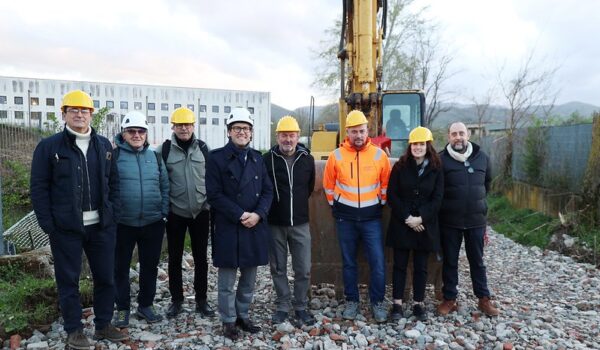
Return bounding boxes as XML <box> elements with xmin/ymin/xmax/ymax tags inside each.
<box><xmin>66</xmin><ymin>125</ymin><xmax>91</xmax><ymax>159</ymax></box>
<box><xmin>446</xmin><ymin>142</ymin><xmax>473</xmax><ymax>163</ymax></box>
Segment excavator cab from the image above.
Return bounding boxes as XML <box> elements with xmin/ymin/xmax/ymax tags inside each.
<box><xmin>381</xmin><ymin>91</ymin><xmax>426</xmax><ymax>158</ymax></box>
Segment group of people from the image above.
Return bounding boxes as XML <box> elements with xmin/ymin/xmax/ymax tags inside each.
<box><xmin>30</xmin><ymin>89</ymin><xmax>498</xmax><ymax>349</ymax></box>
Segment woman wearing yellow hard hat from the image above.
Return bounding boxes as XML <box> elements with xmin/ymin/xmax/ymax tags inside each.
<box><xmin>385</xmin><ymin>126</ymin><xmax>444</xmax><ymax>321</ymax></box>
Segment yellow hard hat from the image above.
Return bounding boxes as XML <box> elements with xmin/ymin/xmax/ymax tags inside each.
<box><xmin>171</xmin><ymin>107</ymin><xmax>196</xmax><ymax>124</ymax></box>
<box><xmin>276</xmin><ymin>115</ymin><xmax>300</xmax><ymax>132</ymax></box>
<box><xmin>408</xmin><ymin>126</ymin><xmax>433</xmax><ymax>143</ymax></box>
<box><xmin>61</xmin><ymin>90</ymin><xmax>94</xmax><ymax>112</ymax></box>
<box><xmin>345</xmin><ymin>110</ymin><xmax>368</xmax><ymax>128</ymax></box>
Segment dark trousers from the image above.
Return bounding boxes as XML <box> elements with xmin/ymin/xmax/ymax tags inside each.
<box><xmin>441</xmin><ymin>226</ymin><xmax>490</xmax><ymax>300</ymax></box>
<box><xmin>166</xmin><ymin>211</ymin><xmax>210</xmax><ymax>303</ymax></box>
<box><xmin>114</xmin><ymin>220</ymin><xmax>165</xmax><ymax>310</ymax></box>
<box><xmin>48</xmin><ymin>224</ymin><xmax>116</xmax><ymax>333</ymax></box>
<box><xmin>392</xmin><ymin>249</ymin><xmax>429</xmax><ymax>302</ymax></box>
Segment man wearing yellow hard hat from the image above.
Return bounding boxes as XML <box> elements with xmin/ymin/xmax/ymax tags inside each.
<box><xmin>263</xmin><ymin>116</ymin><xmax>316</xmax><ymax>325</ymax></box>
<box><xmin>323</xmin><ymin>110</ymin><xmax>391</xmax><ymax>323</ymax></box>
<box><xmin>30</xmin><ymin>90</ymin><xmax>128</xmax><ymax>348</ymax></box>
<box><xmin>155</xmin><ymin>107</ymin><xmax>214</xmax><ymax>319</ymax></box>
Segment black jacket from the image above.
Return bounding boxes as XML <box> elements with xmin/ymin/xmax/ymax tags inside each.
<box><xmin>386</xmin><ymin>159</ymin><xmax>444</xmax><ymax>251</ymax></box>
<box><xmin>439</xmin><ymin>142</ymin><xmax>491</xmax><ymax>229</ymax></box>
<box><xmin>263</xmin><ymin>144</ymin><xmax>315</xmax><ymax>226</ymax></box>
<box><xmin>30</xmin><ymin>128</ymin><xmax>120</xmax><ymax>235</ymax></box>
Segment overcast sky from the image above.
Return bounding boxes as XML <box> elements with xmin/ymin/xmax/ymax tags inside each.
<box><xmin>1</xmin><ymin>0</ymin><xmax>598</xmax><ymax>110</ymax></box>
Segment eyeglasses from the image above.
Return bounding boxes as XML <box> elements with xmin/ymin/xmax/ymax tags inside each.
<box><xmin>174</xmin><ymin>123</ymin><xmax>194</xmax><ymax>129</ymax></box>
<box><xmin>125</xmin><ymin>128</ymin><xmax>147</xmax><ymax>135</ymax></box>
<box><xmin>464</xmin><ymin>160</ymin><xmax>474</xmax><ymax>173</ymax></box>
<box><xmin>66</xmin><ymin>108</ymin><xmax>91</xmax><ymax>115</ymax></box>
<box><xmin>231</xmin><ymin>126</ymin><xmax>252</xmax><ymax>133</ymax></box>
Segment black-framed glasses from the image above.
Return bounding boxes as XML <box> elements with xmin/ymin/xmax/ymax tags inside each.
<box><xmin>232</xmin><ymin>126</ymin><xmax>252</xmax><ymax>133</ymax></box>
<box><xmin>464</xmin><ymin>160</ymin><xmax>474</xmax><ymax>173</ymax></box>
<box><xmin>125</xmin><ymin>128</ymin><xmax>147</xmax><ymax>135</ymax></box>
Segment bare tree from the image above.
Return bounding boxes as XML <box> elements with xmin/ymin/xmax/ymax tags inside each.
<box><xmin>469</xmin><ymin>87</ymin><xmax>496</xmax><ymax>141</ymax></box>
<box><xmin>496</xmin><ymin>49</ymin><xmax>560</xmax><ymax>184</ymax></box>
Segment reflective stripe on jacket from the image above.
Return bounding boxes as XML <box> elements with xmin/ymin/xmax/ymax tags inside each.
<box><xmin>323</xmin><ymin>137</ymin><xmax>391</xmax><ymax>221</ymax></box>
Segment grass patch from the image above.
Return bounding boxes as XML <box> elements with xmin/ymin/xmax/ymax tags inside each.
<box><xmin>487</xmin><ymin>194</ymin><xmax>557</xmax><ymax>248</ymax></box>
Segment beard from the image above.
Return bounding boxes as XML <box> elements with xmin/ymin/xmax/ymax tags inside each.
<box><xmin>451</xmin><ymin>141</ymin><xmax>466</xmax><ymax>153</ymax></box>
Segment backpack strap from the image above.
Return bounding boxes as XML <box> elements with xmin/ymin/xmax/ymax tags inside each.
<box><xmin>162</xmin><ymin>139</ymin><xmax>171</xmax><ymax>164</ymax></box>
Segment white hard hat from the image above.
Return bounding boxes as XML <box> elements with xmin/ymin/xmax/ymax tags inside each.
<box><xmin>226</xmin><ymin>107</ymin><xmax>254</xmax><ymax>126</ymax></box>
<box><xmin>121</xmin><ymin>111</ymin><xmax>148</xmax><ymax>129</ymax></box>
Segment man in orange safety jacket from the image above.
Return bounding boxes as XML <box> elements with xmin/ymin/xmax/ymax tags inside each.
<box><xmin>323</xmin><ymin>110</ymin><xmax>391</xmax><ymax>323</ymax></box>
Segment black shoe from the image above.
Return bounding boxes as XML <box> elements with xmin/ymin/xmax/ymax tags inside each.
<box><xmin>196</xmin><ymin>301</ymin><xmax>215</xmax><ymax>317</ymax></box>
<box><xmin>391</xmin><ymin>304</ymin><xmax>404</xmax><ymax>321</ymax></box>
<box><xmin>236</xmin><ymin>317</ymin><xmax>261</xmax><ymax>333</ymax></box>
<box><xmin>271</xmin><ymin>310</ymin><xmax>288</xmax><ymax>324</ymax></box>
<box><xmin>222</xmin><ymin>322</ymin><xmax>239</xmax><ymax>340</ymax></box>
<box><xmin>413</xmin><ymin>304</ymin><xmax>427</xmax><ymax>321</ymax></box>
<box><xmin>166</xmin><ymin>301</ymin><xmax>183</xmax><ymax>318</ymax></box>
<box><xmin>294</xmin><ymin>309</ymin><xmax>315</xmax><ymax>325</ymax></box>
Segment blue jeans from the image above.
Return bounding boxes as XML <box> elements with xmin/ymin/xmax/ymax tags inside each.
<box><xmin>335</xmin><ymin>218</ymin><xmax>385</xmax><ymax>304</ymax></box>
<box><xmin>441</xmin><ymin>226</ymin><xmax>490</xmax><ymax>300</ymax></box>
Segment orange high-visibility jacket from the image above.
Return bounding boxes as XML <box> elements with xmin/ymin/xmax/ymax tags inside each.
<box><xmin>323</xmin><ymin>137</ymin><xmax>391</xmax><ymax>220</ymax></box>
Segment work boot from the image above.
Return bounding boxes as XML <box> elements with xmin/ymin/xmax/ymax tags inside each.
<box><xmin>136</xmin><ymin>305</ymin><xmax>163</xmax><ymax>323</ymax></box>
<box><xmin>390</xmin><ymin>304</ymin><xmax>403</xmax><ymax>321</ymax></box>
<box><xmin>436</xmin><ymin>299</ymin><xmax>458</xmax><ymax>316</ymax></box>
<box><xmin>222</xmin><ymin>322</ymin><xmax>239</xmax><ymax>340</ymax></box>
<box><xmin>165</xmin><ymin>301</ymin><xmax>183</xmax><ymax>318</ymax></box>
<box><xmin>271</xmin><ymin>310</ymin><xmax>288</xmax><ymax>324</ymax></box>
<box><xmin>94</xmin><ymin>324</ymin><xmax>129</xmax><ymax>342</ymax></box>
<box><xmin>413</xmin><ymin>303</ymin><xmax>427</xmax><ymax>321</ymax></box>
<box><xmin>67</xmin><ymin>329</ymin><xmax>91</xmax><ymax>350</ymax></box>
<box><xmin>113</xmin><ymin>309</ymin><xmax>130</xmax><ymax>328</ymax></box>
<box><xmin>342</xmin><ymin>301</ymin><xmax>359</xmax><ymax>320</ymax></box>
<box><xmin>236</xmin><ymin>317</ymin><xmax>261</xmax><ymax>333</ymax></box>
<box><xmin>195</xmin><ymin>301</ymin><xmax>216</xmax><ymax>317</ymax></box>
<box><xmin>478</xmin><ymin>296</ymin><xmax>500</xmax><ymax>316</ymax></box>
<box><xmin>295</xmin><ymin>309</ymin><xmax>316</xmax><ymax>325</ymax></box>
<box><xmin>371</xmin><ymin>302</ymin><xmax>388</xmax><ymax>323</ymax></box>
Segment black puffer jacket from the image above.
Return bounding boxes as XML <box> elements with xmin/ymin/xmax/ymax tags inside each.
<box><xmin>263</xmin><ymin>144</ymin><xmax>315</xmax><ymax>226</ymax></box>
<box><xmin>439</xmin><ymin>142</ymin><xmax>491</xmax><ymax>229</ymax></box>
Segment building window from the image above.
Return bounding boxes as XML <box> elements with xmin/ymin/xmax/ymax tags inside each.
<box><xmin>107</xmin><ymin>114</ymin><xmax>115</xmax><ymax>122</ymax></box>
<box><xmin>161</xmin><ymin>116</ymin><xmax>169</xmax><ymax>124</ymax></box>
<box><xmin>106</xmin><ymin>100</ymin><xmax>114</xmax><ymax>108</ymax></box>
<box><xmin>174</xmin><ymin>103</ymin><xmax>181</xmax><ymax>109</ymax></box>
<box><xmin>47</xmin><ymin>112</ymin><xmax>56</xmax><ymax>120</ymax></box>
<box><xmin>31</xmin><ymin>112</ymin><xmax>42</xmax><ymax>120</ymax></box>
<box><xmin>0</xmin><ymin>96</ymin><xmax>6</xmax><ymax>104</ymax></box>
<box><xmin>147</xmin><ymin>115</ymin><xmax>156</xmax><ymax>123</ymax></box>
<box><xmin>211</xmin><ymin>118</ymin><xmax>219</xmax><ymax>125</ymax></box>
<box><xmin>212</xmin><ymin>105</ymin><xmax>219</xmax><ymax>113</ymax></box>
<box><xmin>14</xmin><ymin>96</ymin><xmax>23</xmax><ymax>105</ymax></box>
<box><xmin>134</xmin><ymin>102</ymin><xmax>142</xmax><ymax>110</ymax></box>
<box><xmin>30</xmin><ymin>97</ymin><xmax>39</xmax><ymax>106</ymax></box>
<box><xmin>120</xmin><ymin>101</ymin><xmax>128</xmax><ymax>109</ymax></box>
<box><xmin>0</xmin><ymin>110</ymin><xmax>7</xmax><ymax>118</ymax></box>
<box><xmin>46</xmin><ymin>98</ymin><xmax>55</xmax><ymax>106</ymax></box>
<box><xmin>224</xmin><ymin>106</ymin><xmax>231</xmax><ymax>114</ymax></box>
<box><xmin>148</xmin><ymin>102</ymin><xmax>155</xmax><ymax>110</ymax></box>
<box><xmin>93</xmin><ymin>100</ymin><xmax>100</xmax><ymax>109</ymax></box>
<box><xmin>199</xmin><ymin>117</ymin><xmax>207</xmax><ymax>125</ymax></box>
<box><xmin>187</xmin><ymin>104</ymin><xmax>194</xmax><ymax>111</ymax></box>
<box><xmin>199</xmin><ymin>105</ymin><xmax>207</xmax><ymax>113</ymax></box>
<box><xmin>161</xmin><ymin>103</ymin><xmax>169</xmax><ymax>111</ymax></box>
<box><xmin>15</xmin><ymin>111</ymin><xmax>24</xmax><ymax>119</ymax></box>
<box><xmin>248</xmin><ymin>107</ymin><xmax>254</xmax><ymax>114</ymax></box>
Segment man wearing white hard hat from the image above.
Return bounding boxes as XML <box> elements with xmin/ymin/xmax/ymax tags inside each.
<box><xmin>112</xmin><ymin>111</ymin><xmax>169</xmax><ymax>327</ymax></box>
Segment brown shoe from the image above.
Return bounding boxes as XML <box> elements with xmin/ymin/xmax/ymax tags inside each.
<box><xmin>478</xmin><ymin>297</ymin><xmax>500</xmax><ymax>316</ymax></box>
<box><xmin>436</xmin><ymin>299</ymin><xmax>458</xmax><ymax>316</ymax></box>
<box><xmin>94</xmin><ymin>324</ymin><xmax>129</xmax><ymax>342</ymax></box>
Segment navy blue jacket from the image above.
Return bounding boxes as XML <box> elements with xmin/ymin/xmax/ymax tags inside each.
<box><xmin>439</xmin><ymin>142</ymin><xmax>491</xmax><ymax>229</ymax></box>
<box><xmin>30</xmin><ymin>128</ymin><xmax>120</xmax><ymax>235</ymax></box>
<box><xmin>206</xmin><ymin>141</ymin><xmax>273</xmax><ymax>268</ymax></box>
<box><xmin>263</xmin><ymin>144</ymin><xmax>315</xmax><ymax>226</ymax></box>
<box><xmin>114</xmin><ymin>134</ymin><xmax>169</xmax><ymax>227</ymax></box>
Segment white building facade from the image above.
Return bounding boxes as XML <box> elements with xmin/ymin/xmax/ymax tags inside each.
<box><xmin>0</xmin><ymin>76</ymin><xmax>271</xmax><ymax>150</ymax></box>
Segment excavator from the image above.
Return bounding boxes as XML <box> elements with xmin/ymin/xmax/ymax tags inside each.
<box><xmin>309</xmin><ymin>0</ymin><xmax>442</xmax><ymax>299</ymax></box>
